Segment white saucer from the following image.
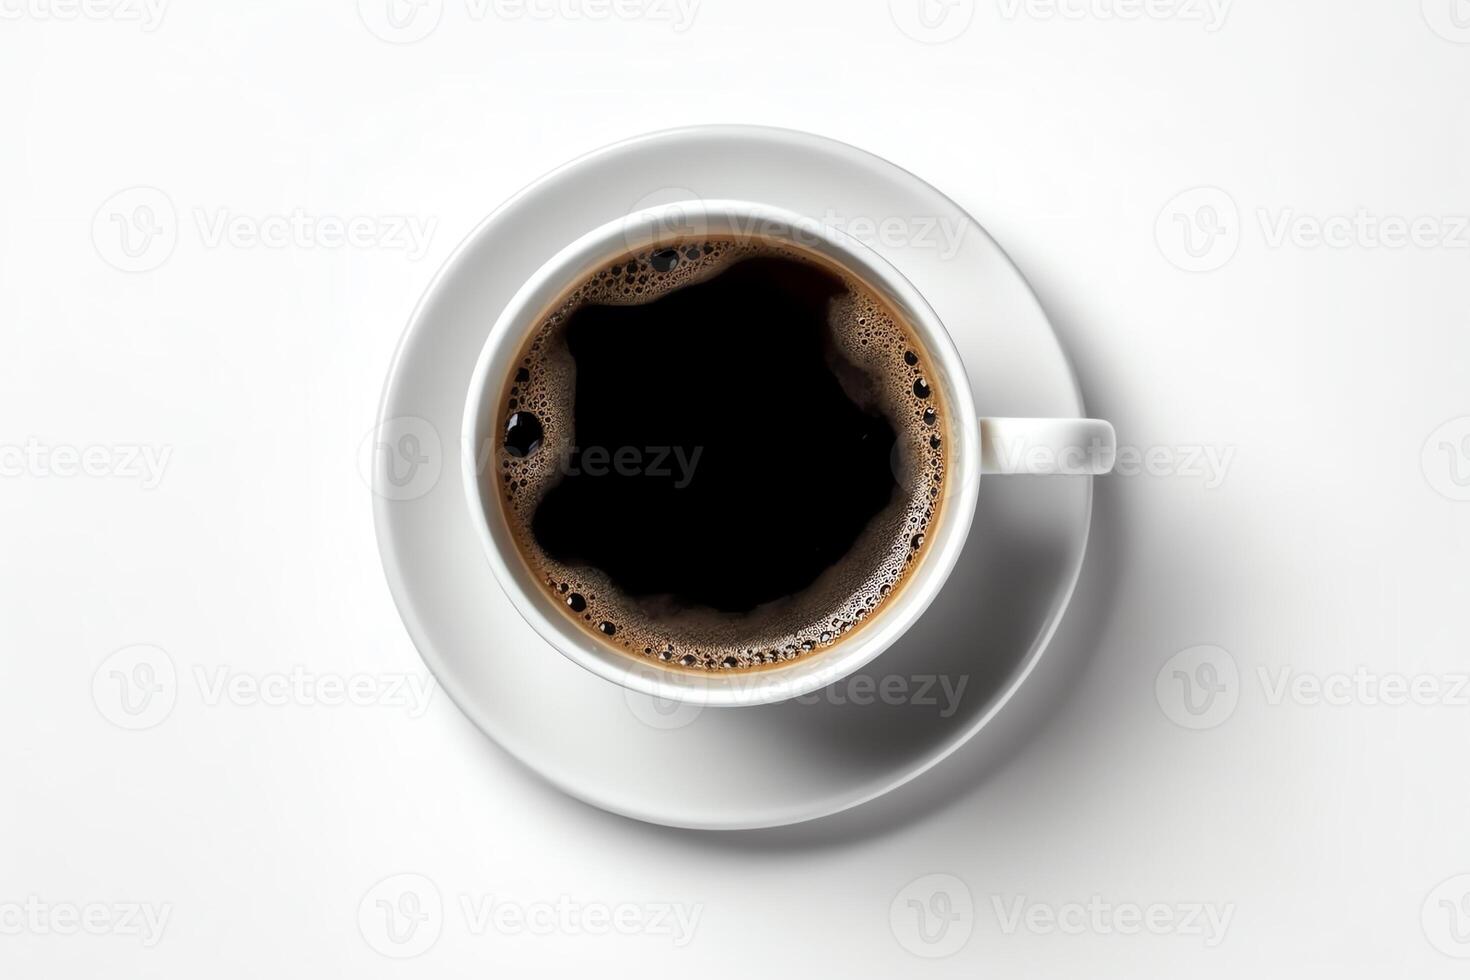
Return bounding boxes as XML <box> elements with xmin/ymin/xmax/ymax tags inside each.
<box><xmin>372</xmin><ymin>125</ymin><xmax>1093</xmax><ymax>830</ymax></box>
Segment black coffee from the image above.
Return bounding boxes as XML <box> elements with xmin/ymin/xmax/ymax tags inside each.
<box><xmin>488</xmin><ymin>238</ymin><xmax>946</xmax><ymax>671</ymax></box>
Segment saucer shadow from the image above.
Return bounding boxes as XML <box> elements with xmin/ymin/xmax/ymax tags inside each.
<box><xmin>590</xmin><ymin>471</ymin><xmax>1124</xmax><ymax>852</ymax></box>
<box><xmin>599</xmin><ymin>278</ymin><xmax>1129</xmax><ymax>848</ymax></box>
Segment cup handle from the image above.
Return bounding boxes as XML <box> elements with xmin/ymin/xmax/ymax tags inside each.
<box><xmin>979</xmin><ymin>417</ymin><xmax>1116</xmax><ymax>475</ymax></box>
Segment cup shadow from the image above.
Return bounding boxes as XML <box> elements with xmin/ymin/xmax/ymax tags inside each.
<box><xmin>585</xmin><ymin>285</ymin><xmax>1129</xmax><ymax>852</ymax></box>
<box><xmin>562</xmin><ymin>471</ymin><xmax>1120</xmax><ymax>853</ymax></box>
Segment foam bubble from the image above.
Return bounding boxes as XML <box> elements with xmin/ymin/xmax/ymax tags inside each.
<box><xmin>484</xmin><ymin>238</ymin><xmax>948</xmax><ymax>671</ymax></box>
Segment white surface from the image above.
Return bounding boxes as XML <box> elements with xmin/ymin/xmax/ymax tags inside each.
<box><xmin>3</xmin><ymin>2</ymin><xmax>1468</xmax><ymax>976</ymax></box>
<box><xmin>378</xmin><ymin>127</ymin><xmax>1086</xmax><ymax>823</ymax></box>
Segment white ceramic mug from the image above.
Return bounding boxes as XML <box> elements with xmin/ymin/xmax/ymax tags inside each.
<box><xmin>463</xmin><ymin>200</ymin><xmax>1114</xmax><ymax>707</ymax></box>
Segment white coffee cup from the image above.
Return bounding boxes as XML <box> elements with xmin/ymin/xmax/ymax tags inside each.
<box><xmin>463</xmin><ymin>200</ymin><xmax>1114</xmax><ymax>707</ymax></box>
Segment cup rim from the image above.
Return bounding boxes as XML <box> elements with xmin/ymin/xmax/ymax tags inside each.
<box><xmin>461</xmin><ymin>199</ymin><xmax>981</xmax><ymax>706</ymax></box>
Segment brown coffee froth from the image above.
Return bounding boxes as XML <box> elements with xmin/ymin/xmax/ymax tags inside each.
<box><xmin>486</xmin><ymin>237</ymin><xmax>947</xmax><ymax>671</ymax></box>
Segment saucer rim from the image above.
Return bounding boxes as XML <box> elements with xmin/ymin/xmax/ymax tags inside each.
<box><xmin>372</xmin><ymin>123</ymin><xmax>1093</xmax><ymax>830</ymax></box>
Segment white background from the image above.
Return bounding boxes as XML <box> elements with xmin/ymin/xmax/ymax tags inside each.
<box><xmin>4</xmin><ymin>0</ymin><xmax>1470</xmax><ymax>975</ymax></box>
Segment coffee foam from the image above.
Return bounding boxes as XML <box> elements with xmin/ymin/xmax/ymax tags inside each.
<box><xmin>487</xmin><ymin>238</ymin><xmax>947</xmax><ymax>671</ymax></box>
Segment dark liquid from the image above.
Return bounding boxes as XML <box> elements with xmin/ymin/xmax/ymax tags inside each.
<box><xmin>530</xmin><ymin>256</ymin><xmax>898</xmax><ymax>613</ymax></box>
<box><xmin>492</xmin><ymin>238</ymin><xmax>946</xmax><ymax>671</ymax></box>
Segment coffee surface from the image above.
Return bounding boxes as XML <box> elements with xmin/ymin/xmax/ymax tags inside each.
<box><xmin>490</xmin><ymin>238</ymin><xmax>946</xmax><ymax>671</ymax></box>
